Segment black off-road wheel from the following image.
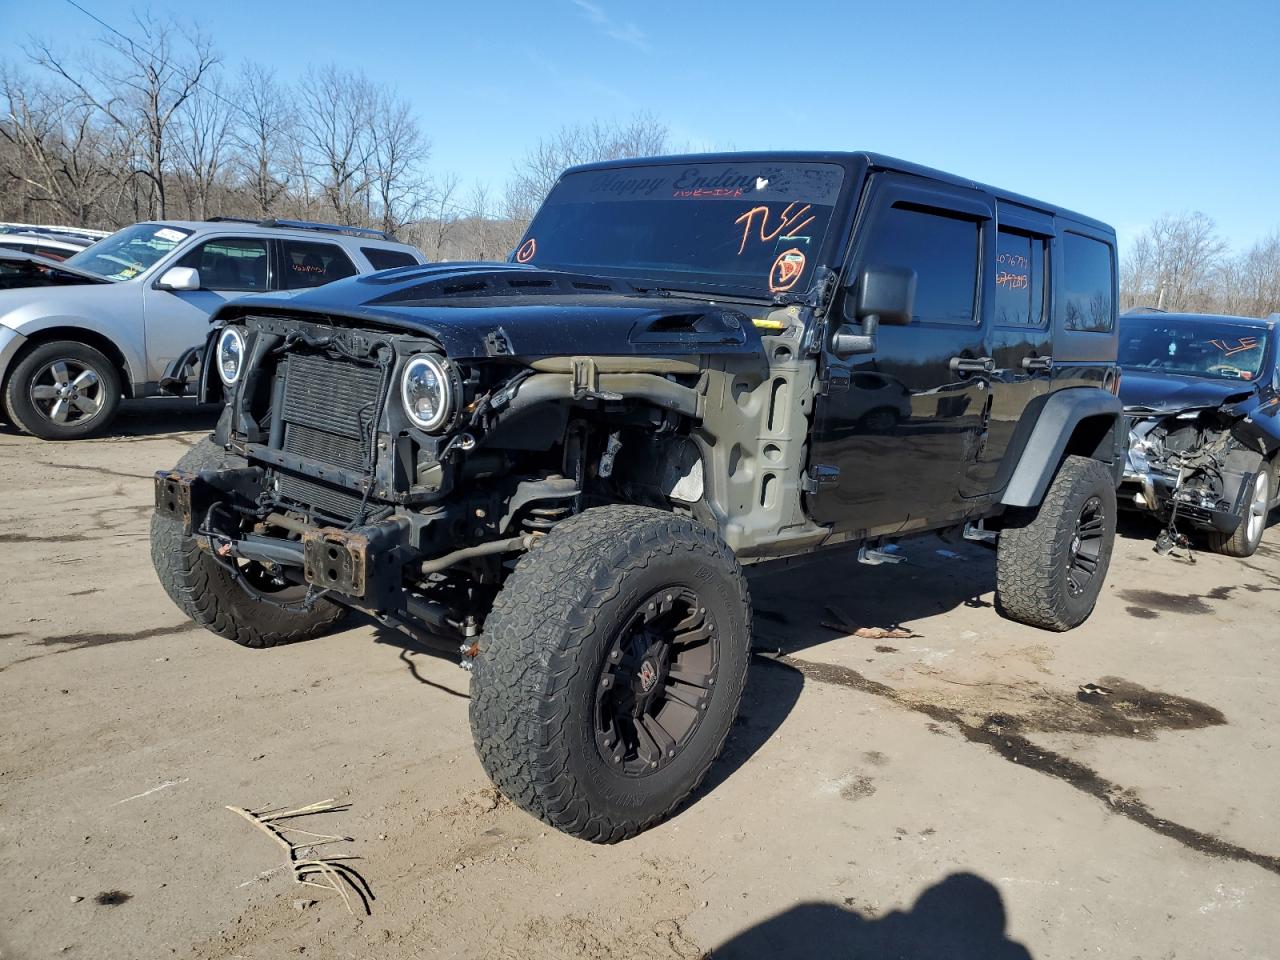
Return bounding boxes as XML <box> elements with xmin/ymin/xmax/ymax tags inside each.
<box><xmin>996</xmin><ymin>455</ymin><xmax>1117</xmax><ymax>631</ymax></box>
<box><xmin>150</xmin><ymin>437</ymin><xmax>347</xmax><ymax>648</ymax></box>
<box><xmin>469</xmin><ymin>505</ymin><xmax>752</xmax><ymax>843</ymax></box>
<box><xmin>4</xmin><ymin>339</ymin><xmax>122</xmax><ymax>440</ymax></box>
<box><xmin>1204</xmin><ymin>462</ymin><xmax>1273</xmax><ymax>558</ymax></box>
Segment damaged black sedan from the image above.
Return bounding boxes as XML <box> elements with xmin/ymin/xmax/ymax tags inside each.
<box><xmin>1119</xmin><ymin>312</ymin><xmax>1280</xmax><ymax>556</ymax></box>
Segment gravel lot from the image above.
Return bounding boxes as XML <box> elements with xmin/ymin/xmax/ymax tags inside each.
<box><xmin>2</xmin><ymin>400</ymin><xmax>1278</xmax><ymax>959</ymax></box>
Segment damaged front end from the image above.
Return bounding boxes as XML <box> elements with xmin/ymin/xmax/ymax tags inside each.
<box><xmin>1122</xmin><ymin>400</ymin><xmax>1276</xmax><ymax>541</ymax></box>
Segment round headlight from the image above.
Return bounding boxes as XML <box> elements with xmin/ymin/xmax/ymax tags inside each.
<box><xmin>216</xmin><ymin>327</ymin><xmax>246</xmax><ymax>386</ymax></box>
<box><xmin>401</xmin><ymin>354</ymin><xmax>452</xmax><ymax>431</ymax></box>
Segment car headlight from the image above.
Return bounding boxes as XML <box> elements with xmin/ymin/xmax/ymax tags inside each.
<box><xmin>216</xmin><ymin>327</ymin><xmax>246</xmax><ymax>386</ymax></box>
<box><xmin>401</xmin><ymin>354</ymin><xmax>452</xmax><ymax>431</ymax></box>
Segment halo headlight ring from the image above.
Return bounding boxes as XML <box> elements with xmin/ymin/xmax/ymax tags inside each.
<box><xmin>215</xmin><ymin>326</ymin><xmax>247</xmax><ymax>386</ymax></box>
<box><xmin>400</xmin><ymin>353</ymin><xmax>455</xmax><ymax>433</ymax></box>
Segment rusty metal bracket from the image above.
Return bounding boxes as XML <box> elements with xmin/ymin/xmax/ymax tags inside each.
<box><xmin>154</xmin><ymin>470</ymin><xmax>198</xmax><ymax>535</ymax></box>
<box><xmin>302</xmin><ymin>528</ymin><xmax>371</xmax><ymax>597</ymax></box>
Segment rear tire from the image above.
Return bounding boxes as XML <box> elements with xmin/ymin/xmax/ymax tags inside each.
<box><xmin>4</xmin><ymin>339</ymin><xmax>122</xmax><ymax>440</ymax></box>
<box><xmin>1204</xmin><ymin>463</ymin><xmax>1273</xmax><ymax>558</ymax></box>
<box><xmin>150</xmin><ymin>437</ymin><xmax>347</xmax><ymax>648</ymax></box>
<box><xmin>996</xmin><ymin>455</ymin><xmax>1117</xmax><ymax>631</ymax></box>
<box><xmin>469</xmin><ymin>505</ymin><xmax>751</xmax><ymax>842</ymax></box>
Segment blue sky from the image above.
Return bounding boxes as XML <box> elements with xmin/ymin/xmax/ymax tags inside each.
<box><xmin>3</xmin><ymin>0</ymin><xmax>1278</xmax><ymax>253</ymax></box>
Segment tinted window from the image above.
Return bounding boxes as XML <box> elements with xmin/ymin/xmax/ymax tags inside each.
<box><xmin>520</xmin><ymin>161</ymin><xmax>846</xmax><ymax>295</ymax></box>
<box><xmin>855</xmin><ymin>203</ymin><xmax>979</xmax><ymax>325</ymax></box>
<box><xmin>280</xmin><ymin>240</ymin><xmax>357</xmax><ymax>289</ymax></box>
<box><xmin>178</xmin><ymin>237</ymin><xmax>269</xmax><ymax>291</ymax></box>
<box><xmin>361</xmin><ymin>246</ymin><xmax>418</xmax><ymax>270</ymax></box>
<box><xmin>994</xmin><ymin>230</ymin><xmax>1046</xmax><ymax>327</ymax></box>
<box><xmin>1061</xmin><ymin>233</ymin><xmax>1114</xmax><ymax>333</ymax></box>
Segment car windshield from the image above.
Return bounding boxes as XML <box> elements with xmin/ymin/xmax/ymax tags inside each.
<box><xmin>516</xmin><ymin>161</ymin><xmax>846</xmax><ymax>296</ymax></box>
<box><xmin>1119</xmin><ymin>318</ymin><xmax>1270</xmax><ymax>381</ymax></box>
<box><xmin>65</xmin><ymin>223</ymin><xmax>193</xmax><ymax>281</ymax></box>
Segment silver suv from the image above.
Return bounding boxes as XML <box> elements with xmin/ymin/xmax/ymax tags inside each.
<box><xmin>0</xmin><ymin>218</ymin><xmax>425</xmax><ymax>439</ymax></box>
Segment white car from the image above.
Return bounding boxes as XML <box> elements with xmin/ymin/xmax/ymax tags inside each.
<box><xmin>0</xmin><ymin>218</ymin><xmax>425</xmax><ymax>439</ymax></box>
<box><xmin>0</xmin><ymin>226</ymin><xmax>104</xmax><ymax>261</ymax></box>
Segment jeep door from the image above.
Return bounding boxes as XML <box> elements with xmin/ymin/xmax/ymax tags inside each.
<box><xmin>958</xmin><ymin>204</ymin><xmax>1055</xmax><ymax>496</ymax></box>
<box><xmin>808</xmin><ymin>174</ymin><xmax>993</xmax><ymax>534</ymax></box>
<box><xmin>141</xmin><ymin>236</ymin><xmax>272</xmax><ymax>382</ymax></box>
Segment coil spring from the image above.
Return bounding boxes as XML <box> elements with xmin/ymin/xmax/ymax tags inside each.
<box><xmin>522</xmin><ymin>504</ymin><xmax>571</xmax><ymax>532</ymax></box>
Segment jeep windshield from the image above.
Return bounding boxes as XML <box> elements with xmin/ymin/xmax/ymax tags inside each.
<box><xmin>64</xmin><ymin>222</ymin><xmax>193</xmax><ymax>281</ymax></box>
<box><xmin>1119</xmin><ymin>318</ymin><xmax>1271</xmax><ymax>381</ymax></box>
<box><xmin>516</xmin><ymin>161</ymin><xmax>846</xmax><ymax>297</ymax></box>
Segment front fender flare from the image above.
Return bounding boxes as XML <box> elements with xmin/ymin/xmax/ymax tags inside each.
<box><xmin>1000</xmin><ymin>388</ymin><xmax>1123</xmax><ymax>507</ymax></box>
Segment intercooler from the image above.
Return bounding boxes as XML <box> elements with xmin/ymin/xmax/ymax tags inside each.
<box><xmin>272</xmin><ymin>351</ymin><xmax>384</xmax><ymax>521</ymax></box>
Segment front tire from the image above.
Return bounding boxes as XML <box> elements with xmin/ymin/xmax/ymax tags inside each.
<box><xmin>4</xmin><ymin>339</ymin><xmax>122</xmax><ymax>440</ymax></box>
<box><xmin>150</xmin><ymin>437</ymin><xmax>347</xmax><ymax>647</ymax></box>
<box><xmin>469</xmin><ymin>505</ymin><xmax>752</xmax><ymax>842</ymax></box>
<box><xmin>1204</xmin><ymin>463</ymin><xmax>1273</xmax><ymax>558</ymax></box>
<box><xmin>996</xmin><ymin>455</ymin><xmax>1117</xmax><ymax>631</ymax></box>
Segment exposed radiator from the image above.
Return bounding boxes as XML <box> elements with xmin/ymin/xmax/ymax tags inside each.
<box><xmin>272</xmin><ymin>352</ymin><xmax>384</xmax><ymax>521</ymax></box>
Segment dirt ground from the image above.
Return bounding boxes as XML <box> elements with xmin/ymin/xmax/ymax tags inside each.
<box><xmin>2</xmin><ymin>399</ymin><xmax>1279</xmax><ymax>960</ymax></box>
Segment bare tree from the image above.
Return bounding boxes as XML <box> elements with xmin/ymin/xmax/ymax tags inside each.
<box><xmin>27</xmin><ymin>13</ymin><xmax>219</xmax><ymax>219</ymax></box>
<box><xmin>406</xmin><ymin>171</ymin><xmax>461</xmax><ymax>259</ymax></box>
<box><xmin>506</xmin><ymin>111</ymin><xmax>668</xmax><ymax>220</ymax></box>
<box><xmin>369</xmin><ymin>91</ymin><xmax>430</xmax><ymax>236</ymax></box>
<box><xmin>297</xmin><ymin>65</ymin><xmax>377</xmax><ymax>224</ymax></box>
<box><xmin>1120</xmin><ymin>212</ymin><xmax>1227</xmax><ymax>312</ymax></box>
<box><xmin>0</xmin><ymin>66</ymin><xmax>123</xmax><ymax>225</ymax></box>
<box><xmin>173</xmin><ymin>74</ymin><xmax>233</xmax><ymax>219</ymax></box>
<box><xmin>231</xmin><ymin>62</ymin><xmax>292</xmax><ymax>218</ymax></box>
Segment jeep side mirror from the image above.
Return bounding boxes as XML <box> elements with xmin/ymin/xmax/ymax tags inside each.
<box><xmin>156</xmin><ymin>266</ymin><xmax>200</xmax><ymax>292</ymax></box>
<box><xmin>829</xmin><ymin>265</ymin><xmax>916</xmax><ymax>358</ymax></box>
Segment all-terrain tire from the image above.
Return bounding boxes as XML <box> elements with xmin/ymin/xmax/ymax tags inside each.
<box><xmin>4</xmin><ymin>339</ymin><xmax>122</xmax><ymax>440</ymax></box>
<box><xmin>1204</xmin><ymin>462</ymin><xmax>1274</xmax><ymax>558</ymax></box>
<box><xmin>150</xmin><ymin>437</ymin><xmax>347</xmax><ymax>647</ymax></box>
<box><xmin>996</xmin><ymin>455</ymin><xmax>1117</xmax><ymax>631</ymax></box>
<box><xmin>469</xmin><ymin>505</ymin><xmax>751</xmax><ymax>842</ymax></box>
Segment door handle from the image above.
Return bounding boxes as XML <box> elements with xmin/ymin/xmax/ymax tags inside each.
<box><xmin>1021</xmin><ymin>355</ymin><xmax>1054</xmax><ymax>372</ymax></box>
<box><xmin>949</xmin><ymin>356</ymin><xmax>994</xmax><ymax>374</ymax></box>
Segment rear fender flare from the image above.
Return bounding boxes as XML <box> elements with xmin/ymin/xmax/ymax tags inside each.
<box><xmin>1000</xmin><ymin>389</ymin><xmax>1123</xmax><ymax>508</ymax></box>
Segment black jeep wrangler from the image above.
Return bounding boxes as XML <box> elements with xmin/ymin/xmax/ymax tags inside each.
<box><xmin>152</xmin><ymin>152</ymin><xmax>1124</xmax><ymax>842</ymax></box>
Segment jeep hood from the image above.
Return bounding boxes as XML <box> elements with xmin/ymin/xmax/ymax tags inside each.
<box><xmin>1119</xmin><ymin>370</ymin><xmax>1257</xmax><ymax>414</ymax></box>
<box><xmin>215</xmin><ymin>263</ymin><xmax>767</xmax><ymax>359</ymax></box>
<box><xmin>0</xmin><ymin>250</ymin><xmax>110</xmax><ymax>290</ymax></box>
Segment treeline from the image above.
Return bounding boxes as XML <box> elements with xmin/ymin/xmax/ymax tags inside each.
<box><xmin>1121</xmin><ymin>213</ymin><xmax>1280</xmax><ymax>318</ymax></box>
<box><xmin>0</xmin><ymin>12</ymin><xmax>667</xmax><ymax>261</ymax></box>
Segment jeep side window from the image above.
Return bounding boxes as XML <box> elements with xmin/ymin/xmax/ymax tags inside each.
<box><xmin>1061</xmin><ymin>233</ymin><xmax>1114</xmax><ymax>333</ymax></box>
<box><xmin>994</xmin><ymin>229</ymin><xmax>1047</xmax><ymax>327</ymax></box>
<box><xmin>176</xmin><ymin>237</ymin><xmax>269</xmax><ymax>291</ymax></box>
<box><xmin>280</xmin><ymin>240</ymin><xmax>358</xmax><ymax>290</ymax></box>
<box><xmin>851</xmin><ymin>203</ymin><xmax>980</xmax><ymax>325</ymax></box>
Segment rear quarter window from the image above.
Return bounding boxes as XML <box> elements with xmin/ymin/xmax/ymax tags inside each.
<box><xmin>1060</xmin><ymin>233</ymin><xmax>1115</xmax><ymax>333</ymax></box>
<box><xmin>280</xmin><ymin>240</ymin><xmax>358</xmax><ymax>289</ymax></box>
<box><xmin>361</xmin><ymin>247</ymin><xmax>419</xmax><ymax>270</ymax></box>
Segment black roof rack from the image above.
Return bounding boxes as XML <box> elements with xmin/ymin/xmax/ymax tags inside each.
<box><xmin>257</xmin><ymin>218</ymin><xmax>390</xmax><ymax>240</ymax></box>
<box><xmin>205</xmin><ymin>217</ymin><xmax>392</xmax><ymax>240</ymax></box>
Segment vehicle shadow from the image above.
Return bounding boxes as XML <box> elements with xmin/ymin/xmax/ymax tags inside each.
<box><xmin>0</xmin><ymin>398</ymin><xmax>221</xmax><ymax>441</ymax></box>
<box><xmin>712</xmin><ymin>872</ymin><xmax>1033</xmax><ymax>959</ymax></box>
<box><xmin>365</xmin><ymin>615</ymin><xmax>471</xmax><ymax>699</ymax></box>
<box><xmin>109</xmin><ymin>398</ymin><xmax>221</xmax><ymax>439</ymax></box>
<box><xmin>746</xmin><ymin>537</ymin><xmax>999</xmax><ymax>660</ymax></box>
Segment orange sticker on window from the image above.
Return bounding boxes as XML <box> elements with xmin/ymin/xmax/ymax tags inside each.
<box><xmin>769</xmin><ymin>248</ymin><xmax>806</xmax><ymax>293</ymax></box>
<box><xmin>516</xmin><ymin>238</ymin><xmax>536</xmax><ymax>263</ymax></box>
